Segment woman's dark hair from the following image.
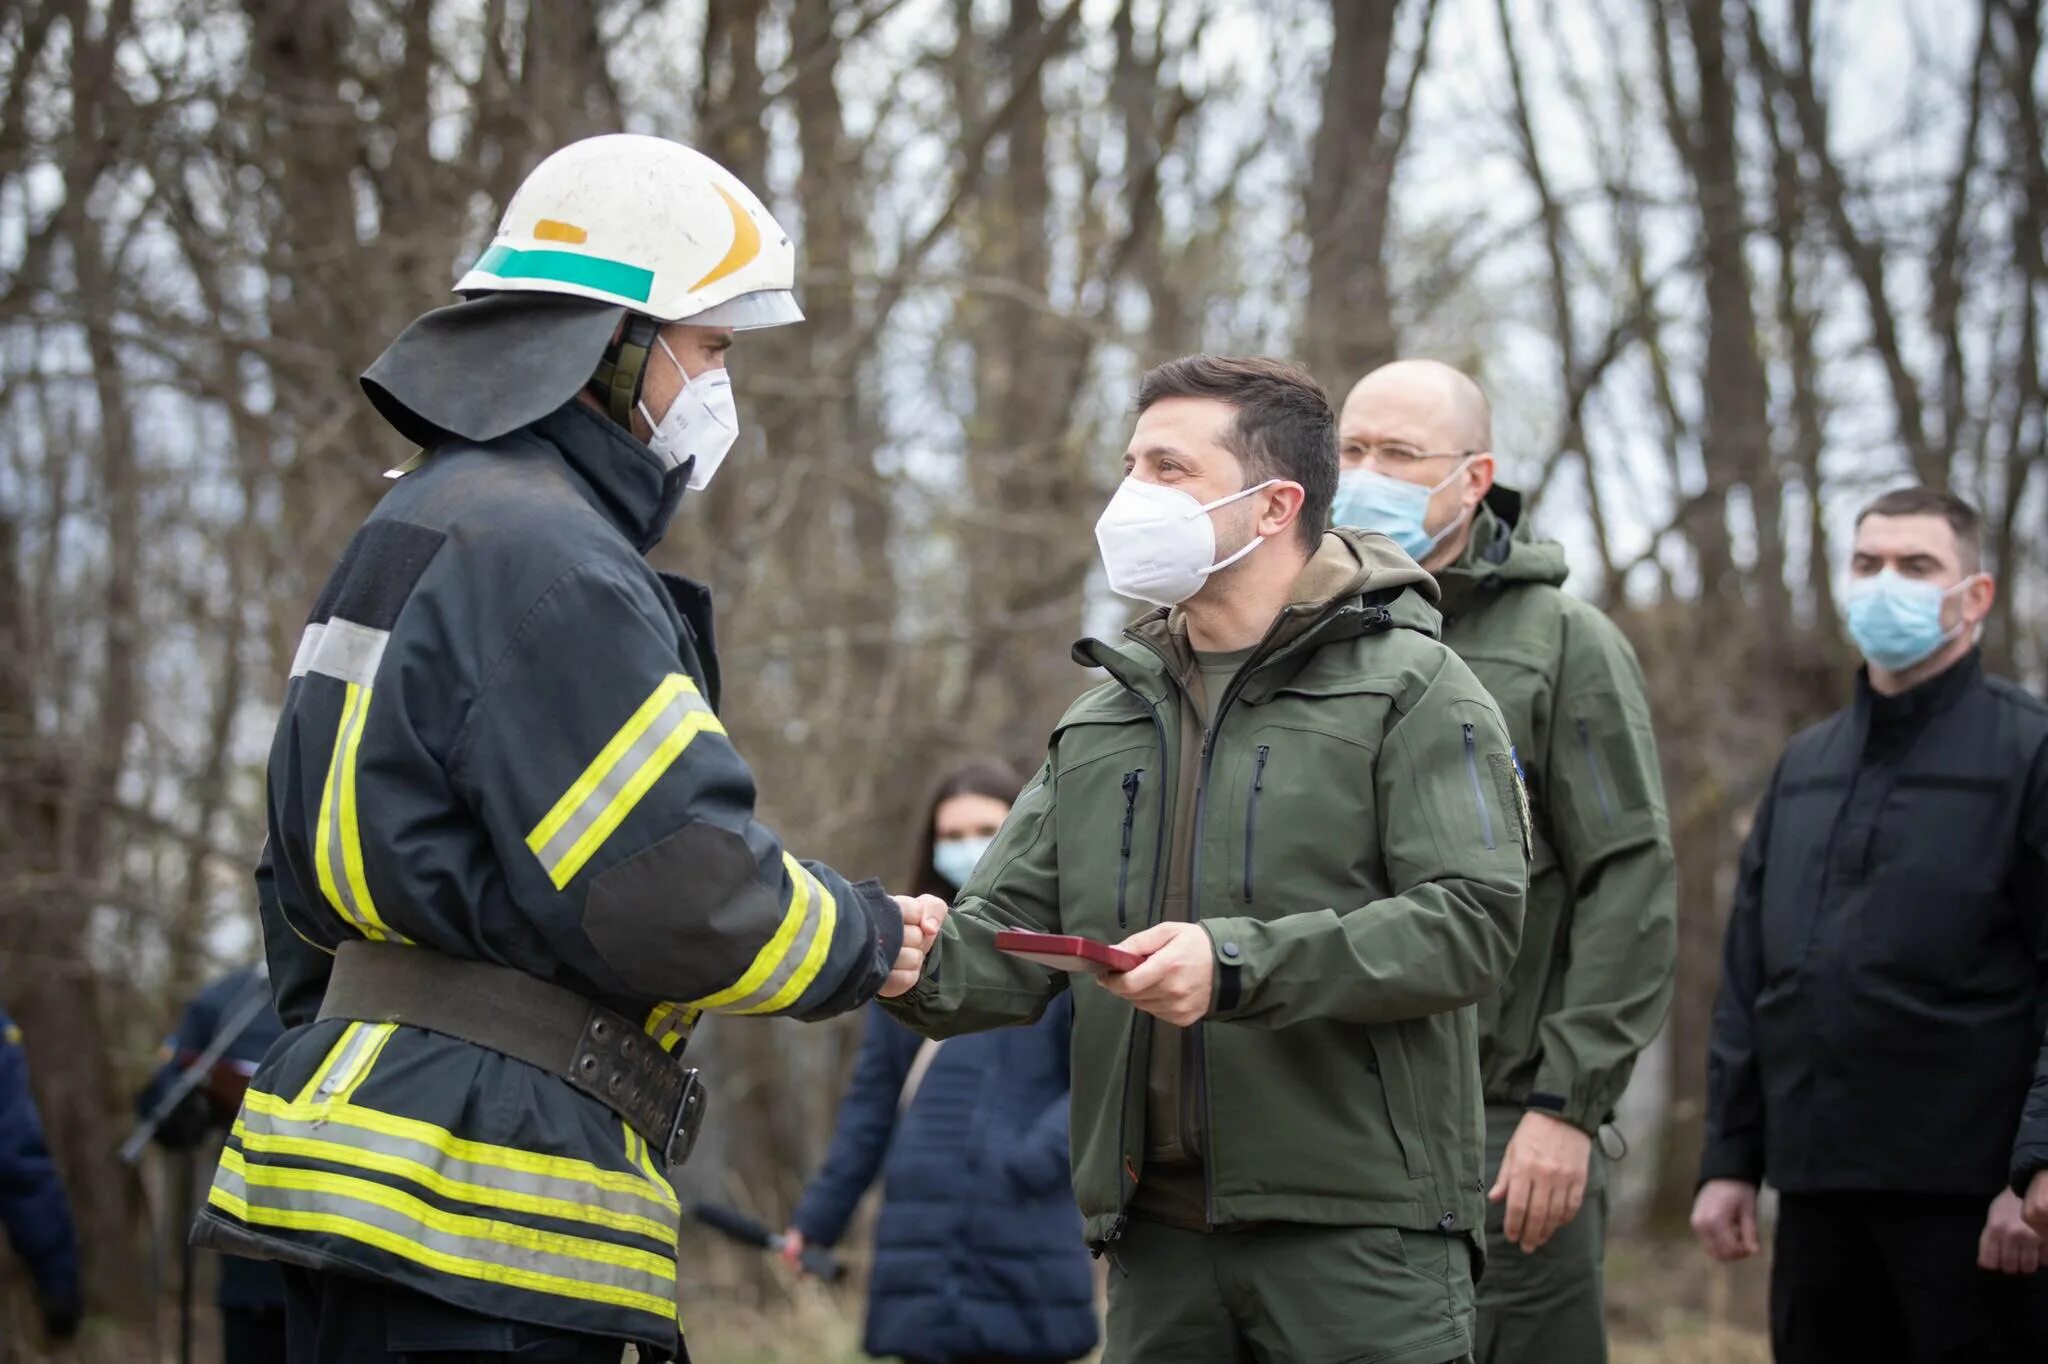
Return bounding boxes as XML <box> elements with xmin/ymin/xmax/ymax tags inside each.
<box><xmin>908</xmin><ymin>757</ymin><xmax>1025</xmax><ymax>898</ymax></box>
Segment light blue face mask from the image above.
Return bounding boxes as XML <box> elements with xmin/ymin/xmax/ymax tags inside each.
<box><xmin>932</xmin><ymin>835</ymin><xmax>994</xmax><ymax>890</ymax></box>
<box><xmin>1330</xmin><ymin>458</ymin><xmax>1474</xmax><ymax>561</ymax></box>
<box><xmin>1842</xmin><ymin>569</ymin><xmax>1978</xmax><ymax>672</ymax></box>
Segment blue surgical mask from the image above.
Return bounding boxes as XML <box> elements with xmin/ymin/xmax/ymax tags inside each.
<box><xmin>1842</xmin><ymin>569</ymin><xmax>1977</xmax><ymax>672</ymax></box>
<box><xmin>1330</xmin><ymin>458</ymin><xmax>1474</xmax><ymax>561</ymax></box>
<box><xmin>932</xmin><ymin>835</ymin><xmax>994</xmax><ymax>890</ymax></box>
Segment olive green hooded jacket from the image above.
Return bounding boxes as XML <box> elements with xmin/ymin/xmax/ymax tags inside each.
<box><xmin>1438</xmin><ymin>487</ymin><xmax>1676</xmax><ymax>1134</ymax></box>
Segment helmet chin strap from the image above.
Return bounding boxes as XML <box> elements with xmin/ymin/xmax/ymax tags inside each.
<box><xmin>588</xmin><ymin>314</ymin><xmax>662</xmax><ymax>429</ymax></box>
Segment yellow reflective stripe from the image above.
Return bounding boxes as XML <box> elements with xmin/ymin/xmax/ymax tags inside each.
<box><xmin>331</xmin><ymin>1023</ymin><xmax>397</xmax><ymax>1104</ymax></box>
<box><xmin>3</xmin><ymin>1023</ymin><xmax>21</xmax><ymax>1045</ymax></box>
<box><xmin>294</xmin><ymin>1023</ymin><xmax>366</xmax><ymax>1105</ymax></box>
<box><xmin>642</xmin><ymin>1002</ymin><xmax>698</xmax><ymax>1054</ymax></box>
<box><xmin>336</xmin><ymin>684</ymin><xmax>407</xmax><ymax>942</ymax></box>
<box><xmin>314</xmin><ymin>691</ymin><xmax>371</xmax><ymax>937</ymax></box>
<box><xmin>733</xmin><ymin>872</ymin><xmax>838</xmax><ymax>1017</ymax></box>
<box><xmin>619</xmin><ymin>1120</ymin><xmax>673</xmax><ymax>1199</ymax></box>
<box><xmin>638</xmin><ymin>1139</ymin><xmax>673</xmax><ymax>1199</ymax></box>
<box><xmin>231</xmin><ymin>1119</ymin><xmax>677</xmax><ymax>1247</ymax></box>
<box><xmin>524</xmin><ymin>675</ymin><xmax>726</xmax><ymax>890</ymax></box>
<box><xmin>686</xmin><ymin>856</ymin><xmax>839</xmax><ymax>1017</ymax></box>
<box><xmin>313</xmin><ymin>684</ymin><xmax>408</xmax><ymax>943</ymax></box>
<box><xmin>550</xmin><ymin>712</ymin><xmax>720</xmax><ymax>890</ymax></box>
<box><xmin>218</xmin><ymin>1148</ymin><xmax>674</xmax><ymax>1280</ymax></box>
<box><xmin>242</xmin><ymin>1088</ymin><xmax>677</xmax><ymax>1214</ymax></box>
<box><xmin>208</xmin><ymin>1175</ymin><xmax>676</xmax><ymax>1321</ymax></box>
<box><xmin>685</xmin><ymin>853</ymin><xmax>811</xmax><ymax>1012</ymax></box>
<box><xmin>527</xmin><ymin>677</ymin><xmax>687</xmax><ymax>854</ymax></box>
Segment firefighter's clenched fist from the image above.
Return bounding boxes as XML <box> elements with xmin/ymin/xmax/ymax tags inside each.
<box><xmin>881</xmin><ymin>894</ymin><xmax>949</xmax><ymax>998</ymax></box>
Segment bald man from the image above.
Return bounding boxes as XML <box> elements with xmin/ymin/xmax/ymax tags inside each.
<box><xmin>1335</xmin><ymin>361</ymin><xmax>1677</xmax><ymax>1363</ymax></box>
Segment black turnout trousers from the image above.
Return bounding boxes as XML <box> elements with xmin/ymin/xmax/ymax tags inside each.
<box><xmin>281</xmin><ymin>1266</ymin><xmax>676</xmax><ymax>1364</ymax></box>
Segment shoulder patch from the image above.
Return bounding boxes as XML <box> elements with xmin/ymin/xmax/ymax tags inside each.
<box><xmin>4</xmin><ymin>1022</ymin><xmax>21</xmax><ymax>1046</ymax></box>
<box><xmin>1491</xmin><ymin>751</ymin><xmax>1535</xmax><ymax>859</ymax></box>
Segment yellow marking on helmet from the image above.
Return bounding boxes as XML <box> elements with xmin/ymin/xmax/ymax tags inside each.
<box><xmin>534</xmin><ymin>219</ymin><xmax>588</xmax><ymax>244</ymax></box>
<box><xmin>689</xmin><ymin>184</ymin><xmax>762</xmax><ymax>293</ymax></box>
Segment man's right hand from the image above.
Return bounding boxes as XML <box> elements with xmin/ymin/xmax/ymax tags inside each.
<box><xmin>878</xmin><ymin>894</ymin><xmax>948</xmax><ymax>998</ymax></box>
<box><xmin>1691</xmin><ymin>1178</ymin><xmax>1761</xmax><ymax>1261</ymax></box>
<box><xmin>779</xmin><ymin>1227</ymin><xmax>806</xmax><ymax>1271</ymax></box>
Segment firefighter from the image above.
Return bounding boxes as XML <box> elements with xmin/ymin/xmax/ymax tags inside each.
<box><xmin>192</xmin><ymin>133</ymin><xmax>943</xmax><ymax>1364</ymax></box>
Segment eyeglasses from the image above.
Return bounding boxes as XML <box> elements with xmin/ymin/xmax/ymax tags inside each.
<box><xmin>1342</xmin><ymin>443</ymin><xmax>1481</xmax><ymax>475</ymax></box>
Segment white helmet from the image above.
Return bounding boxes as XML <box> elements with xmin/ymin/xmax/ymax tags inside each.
<box><xmin>455</xmin><ymin>133</ymin><xmax>803</xmax><ymax>330</ymax></box>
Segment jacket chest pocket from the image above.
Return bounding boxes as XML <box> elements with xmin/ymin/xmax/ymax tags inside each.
<box><xmin>1857</xmin><ymin>776</ymin><xmax>2023</xmax><ymax>987</ymax></box>
<box><xmin>1226</xmin><ymin>718</ymin><xmax>1381</xmax><ymax>916</ymax></box>
<box><xmin>1761</xmin><ymin>781</ymin><xmax>1845</xmax><ymax>977</ymax></box>
<box><xmin>1052</xmin><ymin>724</ymin><xmax>1163</xmax><ymax>938</ymax></box>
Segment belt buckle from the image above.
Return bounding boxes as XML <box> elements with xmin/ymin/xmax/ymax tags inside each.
<box><xmin>661</xmin><ymin>1069</ymin><xmax>707</xmax><ymax>1168</ymax></box>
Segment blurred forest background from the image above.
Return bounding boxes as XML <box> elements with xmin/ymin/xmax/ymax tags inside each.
<box><xmin>2</xmin><ymin>0</ymin><xmax>2044</xmax><ymax>1356</ymax></box>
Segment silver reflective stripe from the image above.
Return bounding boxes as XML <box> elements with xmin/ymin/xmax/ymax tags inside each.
<box><xmin>718</xmin><ymin>863</ymin><xmax>835</xmax><ymax>1015</ymax></box>
<box><xmin>212</xmin><ymin>1157</ymin><xmax>677</xmax><ymax>1307</ymax></box>
<box><xmin>529</xmin><ymin>683</ymin><xmax>718</xmax><ymax>877</ymax></box>
<box><xmin>316</xmin><ymin>1024</ymin><xmax>386</xmax><ymax>1099</ymax></box>
<box><xmin>237</xmin><ymin>1101</ymin><xmax>679</xmax><ymax>1237</ymax></box>
<box><xmin>290</xmin><ymin>619</ymin><xmax>391</xmax><ymax>686</ymax></box>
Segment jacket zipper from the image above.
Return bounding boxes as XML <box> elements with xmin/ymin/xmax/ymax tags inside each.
<box><xmin>1577</xmin><ymin>717</ymin><xmax>1615</xmax><ymax>822</ymax></box>
<box><xmin>1114</xmin><ymin>601</ymin><xmax>1393</xmax><ymax>1235</ymax></box>
<box><xmin>1103</xmin><ymin>693</ymin><xmax>1172</xmax><ymax>1256</ymax></box>
<box><xmin>1188</xmin><ymin>667</ymin><xmax>1261</xmax><ymax>1227</ymax></box>
<box><xmin>1242</xmin><ymin>745</ymin><xmax>1270</xmax><ymax>902</ymax></box>
<box><xmin>1116</xmin><ymin>769</ymin><xmax>1144</xmax><ymax>930</ymax></box>
<box><xmin>1463</xmin><ymin>722</ymin><xmax>1495</xmax><ymax>850</ymax></box>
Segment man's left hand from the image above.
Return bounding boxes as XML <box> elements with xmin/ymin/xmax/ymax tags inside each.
<box><xmin>1096</xmin><ymin>922</ymin><xmax>1212</xmax><ymax>1027</ymax></box>
<box><xmin>1489</xmin><ymin>1110</ymin><xmax>1592</xmax><ymax>1253</ymax></box>
<box><xmin>1979</xmin><ymin>1188</ymin><xmax>2042</xmax><ymax>1275</ymax></box>
<box><xmin>2025</xmin><ymin>1170</ymin><xmax>2048</xmax><ymax>1238</ymax></box>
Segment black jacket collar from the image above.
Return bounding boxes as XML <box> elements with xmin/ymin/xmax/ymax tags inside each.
<box><xmin>528</xmin><ymin>400</ymin><xmax>684</xmax><ymax>554</ymax></box>
<box><xmin>1855</xmin><ymin>647</ymin><xmax>1983</xmax><ymax>731</ymax></box>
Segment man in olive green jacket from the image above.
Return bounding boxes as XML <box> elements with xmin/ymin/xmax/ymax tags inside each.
<box><xmin>886</xmin><ymin>356</ymin><xmax>1529</xmax><ymax>1364</ymax></box>
<box><xmin>1335</xmin><ymin>359</ymin><xmax>1678</xmax><ymax>1364</ymax></box>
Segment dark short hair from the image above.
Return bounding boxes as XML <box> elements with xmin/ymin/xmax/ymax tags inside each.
<box><xmin>1856</xmin><ymin>486</ymin><xmax>1983</xmax><ymax>573</ymax></box>
<box><xmin>907</xmin><ymin>758</ymin><xmax>1025</xmax><ymax>899</ymax></box>
<box><xmin>1136</xmin><ymin>355</ymin><xmax>1336</xmax><ymax>551</ymax></box>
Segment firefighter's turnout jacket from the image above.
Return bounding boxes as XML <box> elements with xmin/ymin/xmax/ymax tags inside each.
<box><xmin>194</xmin><ymin>399</ymin><xmax>903</xmax><ymax>1351</ymax></box>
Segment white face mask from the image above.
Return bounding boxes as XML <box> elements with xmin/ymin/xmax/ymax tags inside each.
<box><xmin>1094</xmin><ymin>476</ymin><xmax>1280</xmax><ymax>608</ymax></box>
<box><xmin>637</xmin><ymin>337</ymin><xmax>739</xmax><ymax>490</ymax></box>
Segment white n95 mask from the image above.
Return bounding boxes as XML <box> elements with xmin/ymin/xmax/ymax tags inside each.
<box><xmin>1094</xmin><ymin>477</ymin><xmax>1279</xmax><ymax>608</ymax></box>
<box><xmin>638</xmin><ymin>338</ymin><xmax>739</xmax><ymax>491</ymax></box>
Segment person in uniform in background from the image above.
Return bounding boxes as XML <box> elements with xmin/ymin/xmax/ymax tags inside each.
<box><xmin>137</xmin><ymin>967</ymin><xmax>287</xmax><ymax>1363</ymax></box>
<box><xmin>190</xmin><ymin>133</ymin><xmax>942</xmax><ymax>1364</ymax></box>
<box><xmin>1694</xmin><ymin>487</ymin><xmax>2048</xmax><ymax>1363</ymax></box>
<box><xmin>1335</xmin><ymin>359</ymin><xmax>1677</xmax><ymax>1364</ymax></box>
<box><xmin>783</xmin><ymin>759</ymin><xmax>1097</xmax><ymax>1364</ymax></box>
<box><xmin>0</xmin><ymin>1004</ymin><xmax>82</xmax><ymax>1346</ymax></box>
<box><xmin>886</xmin><ymin>356</ymin><xmax>1529</xmax><ymax>1364</ymax></box>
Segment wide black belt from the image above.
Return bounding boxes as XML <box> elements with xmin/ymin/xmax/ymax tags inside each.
<box><xmin>317</xmin><ymin>942</ymin><xmax>707</xmax><ymax>1168</ymax></box>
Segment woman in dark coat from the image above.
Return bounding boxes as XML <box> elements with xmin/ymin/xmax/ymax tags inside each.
<box><xmin>784</xmin><ymin>760</ymin><xmax>1097</xmax><ymax>1364</ymax></box>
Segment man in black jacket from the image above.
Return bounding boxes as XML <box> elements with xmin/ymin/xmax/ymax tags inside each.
<box><xmin>1693</xmin><ymin>487</ymin><xmax>2048</xmax><ymax>1362</ymax></box>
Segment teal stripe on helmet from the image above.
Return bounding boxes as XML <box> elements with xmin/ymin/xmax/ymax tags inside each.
<box><xmin>474</xmin><ymin>244</ymin><xmax>654</xmax><ymax>303</ymax></box>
